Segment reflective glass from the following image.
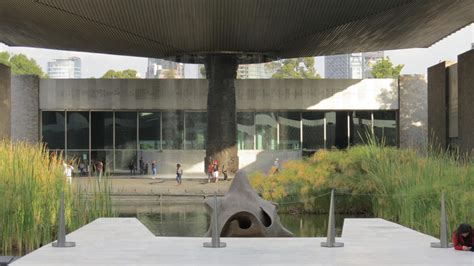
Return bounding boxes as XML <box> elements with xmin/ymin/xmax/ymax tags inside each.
<box><xmin>373</xmin><ymin>111</ymin><xmax>397</xmax><ymax>146</ymax></box>
<box><xmin>237</xmin><ymin>112</ymin><xmax>254</xmax><ymax>150</ymax></box>
<box><xmin>351</xmin><ymin>111</ymin><xmax>372</xmax><ymax>145</ymax></box>
<box><xmin>91</xmin><ymin>112</ymin><xmax>113</xmax><ymax>149</ymax></box>
<box><xmin>279</xmin><ymin>112</ymin><xmax>301</xmax><ymax>150</ymax></box>
<box><xmin>115</xmin><ymin>150</ymin><xmax>137</xmax><ymax>172</ymax></box>
<box><xmin>185</xmin><ymin>112</ymin><xmax>207</xmax><ymax>150</ymax></box>
<box><xmin>41</xmin><ymin>111</ymin><xmax>65</xmax><ymax>149</ymax></box>
<box><xmin>256</xmin><ymin>112</ymin><xmax>277</xmax><ymax>150</ymax></box>
<box><xmin>302</xmin><ymin>112</ymin><xmax>325</xmax><ymax>150</ymax></box>
<box><xmin>162</xmin><ymin>111</ymin><xmax>184</xmax><ymax>150</ymax></box>
<box><xmin>115</xmin><ymin>112</ymin><xmax>137</xmax><ymax>149</ymax></box>
<box><xmin>326</xmin><ymin>112</ymin><xmax>337</xmax><ymax>149</ymax></box>
<box><xmin>67</xmin><ymin>111</ymin><xmax>89</xmax><ymax>149</ymax></box>
<box><xmin>91</xmin><ymin>150</ymin><xmax>114</xmax><ymax>173</ymax></box>
<box><xmin>139</xmin><ymin>112</ymin><xmax>161</xmax><ymax>150</ymax></box>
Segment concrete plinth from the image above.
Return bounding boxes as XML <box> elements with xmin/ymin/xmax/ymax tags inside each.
<box><xmin>12</xmin><ymin>218</ymin><xmax>473</xmax><ymax>265</ymax></box>
<box><xmin>204</xmin><ymin>55</ymin><xmax>239</xmax><ymax>175</ymax></box>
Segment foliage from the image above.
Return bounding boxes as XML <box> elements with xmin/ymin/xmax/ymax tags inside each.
<box><xmin>101</xmin><ymin>69</ymin><xmax>139</xmax><ymax>79</ymax></box>
<box><xmin>267</xmin><ymin>57</ymin><xmax>321</xmax><ymax>79</ymax></box>
<box><xmin>371</xmin><ymin>56</ymin><xmax>404</xmax><ymax>78</ymax></box>
<box><xmin>0</xmin><ymin>141</ymin><xmax>114</xmax><ymax>256</ymax></box>
<box><xmin>162</xmin><ymin>69</ymin><xmax>176</xmax><ymax>79</ymax></box>
<box><xmin>0</xmin><ymin>51</ymin><xmax>47</xmax><ymax>78</ymax></box>
<box><xmin>250</xmin><ymin>141</ymin><xmax>474</xmax><ymax>238</ymax></box>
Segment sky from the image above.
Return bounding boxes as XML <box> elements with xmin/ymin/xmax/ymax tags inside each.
<box><xmin>0</xmin><ymin>23</ymin><xmax>473</xmax><ymax>78</ymax></box>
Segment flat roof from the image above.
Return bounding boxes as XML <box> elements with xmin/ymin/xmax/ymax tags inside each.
<box><xmin>0</xmin><ymin>0</ymin><xmax>473</xmax><ymax>63</ymax></box>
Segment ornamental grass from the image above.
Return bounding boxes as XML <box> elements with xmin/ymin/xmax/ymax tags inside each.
<box><xmin>0</xmin><ymin>140</ymin><xmax>114</xmax><ymax>256</ymax></box>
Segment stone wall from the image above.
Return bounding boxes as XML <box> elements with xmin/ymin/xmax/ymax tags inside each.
<box><xmin>11</xmin><ymin>75</ymin><xmax>39</xmax><ymax>142</ymax></box>
<box><xmin>427</xmin><ymin>62</ymin><xmax>449</xmax><ymax>150</ymax></box>
<box><xmin>0</xmin><ymin>64</ymin><xmax>11</xmax><ymax>139</ymax></box>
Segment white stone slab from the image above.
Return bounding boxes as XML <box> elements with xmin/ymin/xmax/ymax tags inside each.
<box><xmin>12</xmin><ymin>218</ymin><xmax>473</xmax><ymax>265</ymax></box>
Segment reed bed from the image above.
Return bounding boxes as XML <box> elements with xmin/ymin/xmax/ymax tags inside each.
<box><xmin>250</xmin><ymin>141</ymin><xmax>474</xmax><ymax>238</ymax></box>
<box><xmin>0</xmin><ymin>140</ymin><xmax>114</xmax><ymax>256</ymax></box>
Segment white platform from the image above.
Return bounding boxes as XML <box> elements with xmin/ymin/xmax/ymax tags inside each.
<box><xmin>12</xmin><ymin>218</ymin><xmax>473</xmax><ymax>265</ymax></box>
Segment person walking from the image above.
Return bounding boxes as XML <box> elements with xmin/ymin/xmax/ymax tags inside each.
<box><xmin>152</xmin><ymin>160</ymin><xmax>157</xmax><ymax>179</ymax></box>
<box><xmin>139</xmin><ymin>157</ymin><xmax>145</xmax><ymax>175</ymax></box>
<box><xmin>273</xmin><ymin>158</ymin><xmax>280</xmax><ymax>174</ymax></box>
<box><xmin>65</xmin><ymin>160</ymin><xmax>74</xmax><ymax>185</ymax></box>
<box><xmin>213</xmin><ymin>160</ymin><xmax>219</xmax><ymax>183</ymax></box>
<box><xmin>222</xmin><ymin>164</ymin><xmax>228</xmax><ymax>181</ymax></box>
<box><xmin>207</xmin><ymin>160</ymin><xmax>214</xmax><ymax>183</ymax></box>
<box><xmin>176</xmin><ymin>163</ymin><xmax>183</xmax><ymax>185</ymax></box>
<box><xmin>96</xmin><ymin>160</ymin><xmax>104</xmax><ymax>181</ymax></box>
<box><xmin>129</xmin><ymin>160</ymin><xmax>136</xmax><ymax>175</ymax></box>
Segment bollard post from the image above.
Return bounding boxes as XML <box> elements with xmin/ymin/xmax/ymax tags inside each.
<box><xmin>321</xmin><ymin>189</ymin><xmax>344</xmax><ymax>248</ymax></box>
<box><xmin>52</xmin><ymin>192</ymin><xmax>76</xmax><ymax>248</ymax></box>
<box><xmin>431</xmin><ymin>192</ymin><xmax>453</xmax><ymax>248</ymax></box>
<box><xmin>203</xmin><ymin>193</ymin><xmax>226</xmax><ymax>248</ymax></box>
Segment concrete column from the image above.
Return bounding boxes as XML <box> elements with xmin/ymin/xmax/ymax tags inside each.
<box><xmin>457</xmin><ymin>49</ymin><xmax>474</xmax><ymax>156</ymax></box>
<box><xmin>427</xmin><ymin>62</ymin><xmax>449</xmax><ymax>151</ymax></box>
<box><xmin>0</xmin><ymin>64</ymin><xmax>11</xmax><ymax>140</ymax></box>
<box><xmin>204</xmin><ymin>55</ymin><xmax>239</xmax><ymax>175</ymax></box>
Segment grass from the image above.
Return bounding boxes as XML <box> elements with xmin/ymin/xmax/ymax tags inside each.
<box><xmin>250</xmin><ymin>140</ymin><xmax>474</xmax><ymax>238</ymax></box>
<box><xmin>0</xmin><ymin>140</ymin><xmax>115</xmax><ymax>256</ymax></box>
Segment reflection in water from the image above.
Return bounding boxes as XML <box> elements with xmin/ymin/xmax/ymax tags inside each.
<box><xmin>117</xmin><ymin>201</ymin><xmax>360</xmax><ymax>237</ymax></box>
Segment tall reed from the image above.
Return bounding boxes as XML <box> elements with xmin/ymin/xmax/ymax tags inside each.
<box><xmin>250</xmin><ymin>141</ymin><xmax>474</xmax><ymax>238</ymax></box>
<box><xmin>0</xmin><ymin>140</ymin><xmax>114</xmax><ymax>256</ymax></box>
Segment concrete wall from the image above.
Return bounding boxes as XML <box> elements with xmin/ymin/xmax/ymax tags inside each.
<box><xmin>399</xmin><ymin>75</ymin><xmax>427</xmax><ymax>150</ymax></box>
<box><xmin>0</xmin><ymin>64</ymin><xmax>11</xmax><ymax>139</ymax></box>
<box><xmin>427</xmin><ymin>62</ymin><xmax>449</xmax><ymax>150</ymax></box>
<box><xmin>39</xmin><ymin>79</ymin><xmax>398</xmax><ymax>111</ymax></box>
<box><xmin>457</xmin><ymin>49</ymin><xmax>474</xmax><ymax>156</ymax></box>
<box><xmin>11</xmin><ymin>75</ymin><xmax>39</xmax><ymax>142</ymax></box>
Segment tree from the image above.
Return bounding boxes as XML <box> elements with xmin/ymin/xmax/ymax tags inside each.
<box><xmin>101</xmin><ymin>69</ymin><xmax>139</xmax><ymax>79</ymax></box>
<box><xmin>162</xmin><ymin>69</ymin><xmax>176</xmax><ymax>79</ymax></box>
<box><xmin>267</xmin><ymin>57</ymin><xmax>321</xmax><ymax>79</ymax></box>
<box><xmin>0</xmin><ymin>51</ymin><xmax>47</xmax><ymax>78</ymax></box>
<box><xmin>371</xmin><ymin>56</ymin><xmax>404</xmax><ymax>78</ymax></box>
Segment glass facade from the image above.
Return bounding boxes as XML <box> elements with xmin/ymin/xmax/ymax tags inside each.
<box><xmin>41</xmin><ymin>110</ymin><xmax>398</xmax><ymax>171</ymax></box>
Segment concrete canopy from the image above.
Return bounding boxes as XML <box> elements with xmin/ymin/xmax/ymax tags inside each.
<box><xmin>0</xmin><ymin>0</ymin><xmax>473</xmax><ymax>63</ymax></box>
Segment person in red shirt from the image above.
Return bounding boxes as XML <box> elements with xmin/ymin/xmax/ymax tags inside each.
<box><xmin>452</xmin><ymin>223</ymin><xmax>473</xmax><ymax>251</ymax></box>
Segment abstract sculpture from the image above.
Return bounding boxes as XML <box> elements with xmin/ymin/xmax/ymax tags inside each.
<box><xmin>205</xmin><ymin>170</ymin><xmax>293</xmax><ymax>237</ymax></box>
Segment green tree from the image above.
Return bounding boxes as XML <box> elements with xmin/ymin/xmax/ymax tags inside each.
<box><xmin>0</xmin><ymin>52</ymin><xmax>47</xmax><ymax>78</ymax></box>
<box><xmin>268</xmin><ymin>57</ymin><xmax>321</xmax><ymax>79</ymax></box>
<box><xmin>162</xmin><ymin>69</ymin><xmax>176</xmax><ymax>79</ymax></box>
<box><xmin>101</xmin><ymin>69</ymin><xmax>139</xmax><ymax>79</ymax></box>
<box><xmin>371</xmin><ymin>57</ymin><xmax>404</xmax><ymax>78</ymax></box>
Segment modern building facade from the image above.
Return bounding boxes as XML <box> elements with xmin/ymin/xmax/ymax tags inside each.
<box><xmin>47</xmin><ymin>57</ymin><xmax>81</xmax><ymax>79</ymax></box>
<box><xmin>237</xmin><ymin>64</ymin><xmax>269</xmax><ymax>79</ymax></box>
<box><xmin>146</xmin><ymin>58</ymin><xmax>185</xmax><ymax>79</ymax></box>
<box><xmin>325</xmin><ymin>52</ymin><xmax>384</xmax><ymax>79</ymax></box>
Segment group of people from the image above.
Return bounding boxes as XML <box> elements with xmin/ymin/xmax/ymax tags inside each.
<box><xmin>129</xmin><ymin>157</ymin><xmax>158</xmax><ymax>178</ymax></box>
<box><xmin>207</xmin><ymin>159</ymin><xmax>228</xmax><ymax>183</ymax></box>
<box><xmin>62</xmin><ymin>159</ymin><xmax>104</xmax><ymax>184</ymax></box>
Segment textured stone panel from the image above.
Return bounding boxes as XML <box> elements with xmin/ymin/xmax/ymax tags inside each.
<box><xmin>0</xmin><ymin>64</ymin><xmax>11</xmax><ymax>139</ymax></box>
<box><xmin>11</xmin><ymin>75</ymin><xmax>39</xmax><ymax>142</ymax></box>
<box><xmin>427</xmin><ymin>62</ymin><xmax>448</xmax><ymax>150</ymax></box>
<box><xmin>457</xmin><ymin>49</ymin><xmax>474</xmax><ymax>156</ymax></box>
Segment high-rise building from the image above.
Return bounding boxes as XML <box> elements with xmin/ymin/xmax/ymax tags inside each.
<box><xmin>237</xmin><ymin>63</ymin><xmax>269</xmax><ymax>79</ymax></box>
<box><xmin>146</xmin><ymin>58</ymin><xmax>184</xmax><ymax>79</ymax></box>
<box><xmin>325</xmin><ymin>52</ymin><xmax>384</xmax><ymax>79</ymax></box>
<box><xmin>47</xmin><ymin>57</ymin><xmax>81</xmax><ymax>78</ymax></box>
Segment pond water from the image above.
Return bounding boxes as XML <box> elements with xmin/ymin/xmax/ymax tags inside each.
<box><xmin>116</xmin><ymin>200</ymin><xmax>365</xmax><ymax>237</ymax></box>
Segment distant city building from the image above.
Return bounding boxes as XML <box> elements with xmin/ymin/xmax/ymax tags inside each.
<box><xmin>325</xmin><ymin>52</ymin><xmax>384</xmax><ymax>79</ymax></box>
<box><xmin>183</xmin><ymin>64</ymin><xmax>200</xmax><ymax>79</ymax></box>
<box><xmin>146</xmin><ymin>58</ymin><xmax>184</xmax><ymax>79</ymax></box>
<box><xmin>47</xmin><ymin>57</ymin><xmax>81</xmax><ymax>78</ymax></box>
<box><xmin>237</xmin><ymin>63</ymin><xmax>269</xmax><ymax>79</ymax></box>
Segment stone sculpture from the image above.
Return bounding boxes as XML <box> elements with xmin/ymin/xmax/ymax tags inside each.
<box><xmin>205</xmin><ymin>170</ymin><xmax>293</xmax><ymax>237</ymax></box>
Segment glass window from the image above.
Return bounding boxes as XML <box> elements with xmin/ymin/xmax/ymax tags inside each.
<box><xmin>91</xmin><ymin>150</ymin><xmax>113</xmax><ymax>173</ymax></box>
<box><xmin>279</xmin><ymin>112</ymin><xmax>301</xmax><ymax>150</ymax></box>
<box><xmin>325</xmin><ymin>112</ymin><xmax>337</xmax><ymax>149</ymax></box>
<box><xmin>41</xmin><ymin>111</ymin><xmax>65</xmax><ymax>149</ymax></box>
<box><xmin>115</xmin><ymin>150</ymin><xmax>137</xmax><ymax>172</ymax></box>
<box><xmin>115</xmin><ymin>112</ymin><xmax>137</xmax><ymax>149</ymax></box>
<box><xmin>351</xmin><ymin>111</ymin><xmax>372</xmax><ymax>145</ymax></box>
<box><xmin>91</xmin><ymin>112</ymin><xmax>113</xmax><ymax>149</ymax></box>
<box><xmin>162</xmin><ymin>111</ymin><xmax>184</xmax><ymax>150</ymax></box>
<box><xmin>67</xmin><ymin>112</ymin><xmax>89</xmax><ymax>149</ymax></box>
<box><xmin>373</xmin><ymin>111</ymin><xmax>397</xmax><ymax>146</ymax></box>
<box><xmin>302</xmin><ymin>112</ymin><xmax>325</xmax><ymax>150</ymax></box>
<box><xmin>185</xmin><ymin>112</ymin><xmax>207</xmax><ymax>150</ymax></box>
<box><xmin>256</xmin><ymin>112</ymin><xmax>277</xmax><ymax>150</ymax></box>
<box><xmin>139</xmin><ymin>112</ymin><xmax>161</xmax><ymax>150</ymax></box>
<box><xmin>237</xmin><ymin>112</ymin><xmax>255</xmax><ymax>150</ymax></box>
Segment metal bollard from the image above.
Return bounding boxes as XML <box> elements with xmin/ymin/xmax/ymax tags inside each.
<box><xmin>203</xmin><ymin>193</ymin><xmax>226</xmax><ymax>248</ymax></box>
<box><xmin>52</xmin><ymin>192</ymin><xmax>76</xmax><ymax>248</ymax></box>
<box><xmin>321</xmin><ymin>189</ymin><xmax>344</xmax><ymax>248</ymax></box>
<box><xmin>431</xmin><ymin>192</ymin><xmax>453</xmax><ymax>248</ymax></box>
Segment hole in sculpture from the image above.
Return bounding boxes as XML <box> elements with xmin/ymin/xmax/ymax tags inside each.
<box><xmin>261</xmin><ymin>207</ymin><xmax>272</xmax><ymax>227</ymax></box>
<box><xmin>238</xmin><ymin>216</ymin><xmax>252</xmax><ymax>229</ymax></box>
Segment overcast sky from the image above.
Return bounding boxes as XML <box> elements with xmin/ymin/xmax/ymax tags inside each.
<box><xmin>0</xmin><ymin>23</ymin><xmax>472</xmax><ymax>78</ymax></box>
